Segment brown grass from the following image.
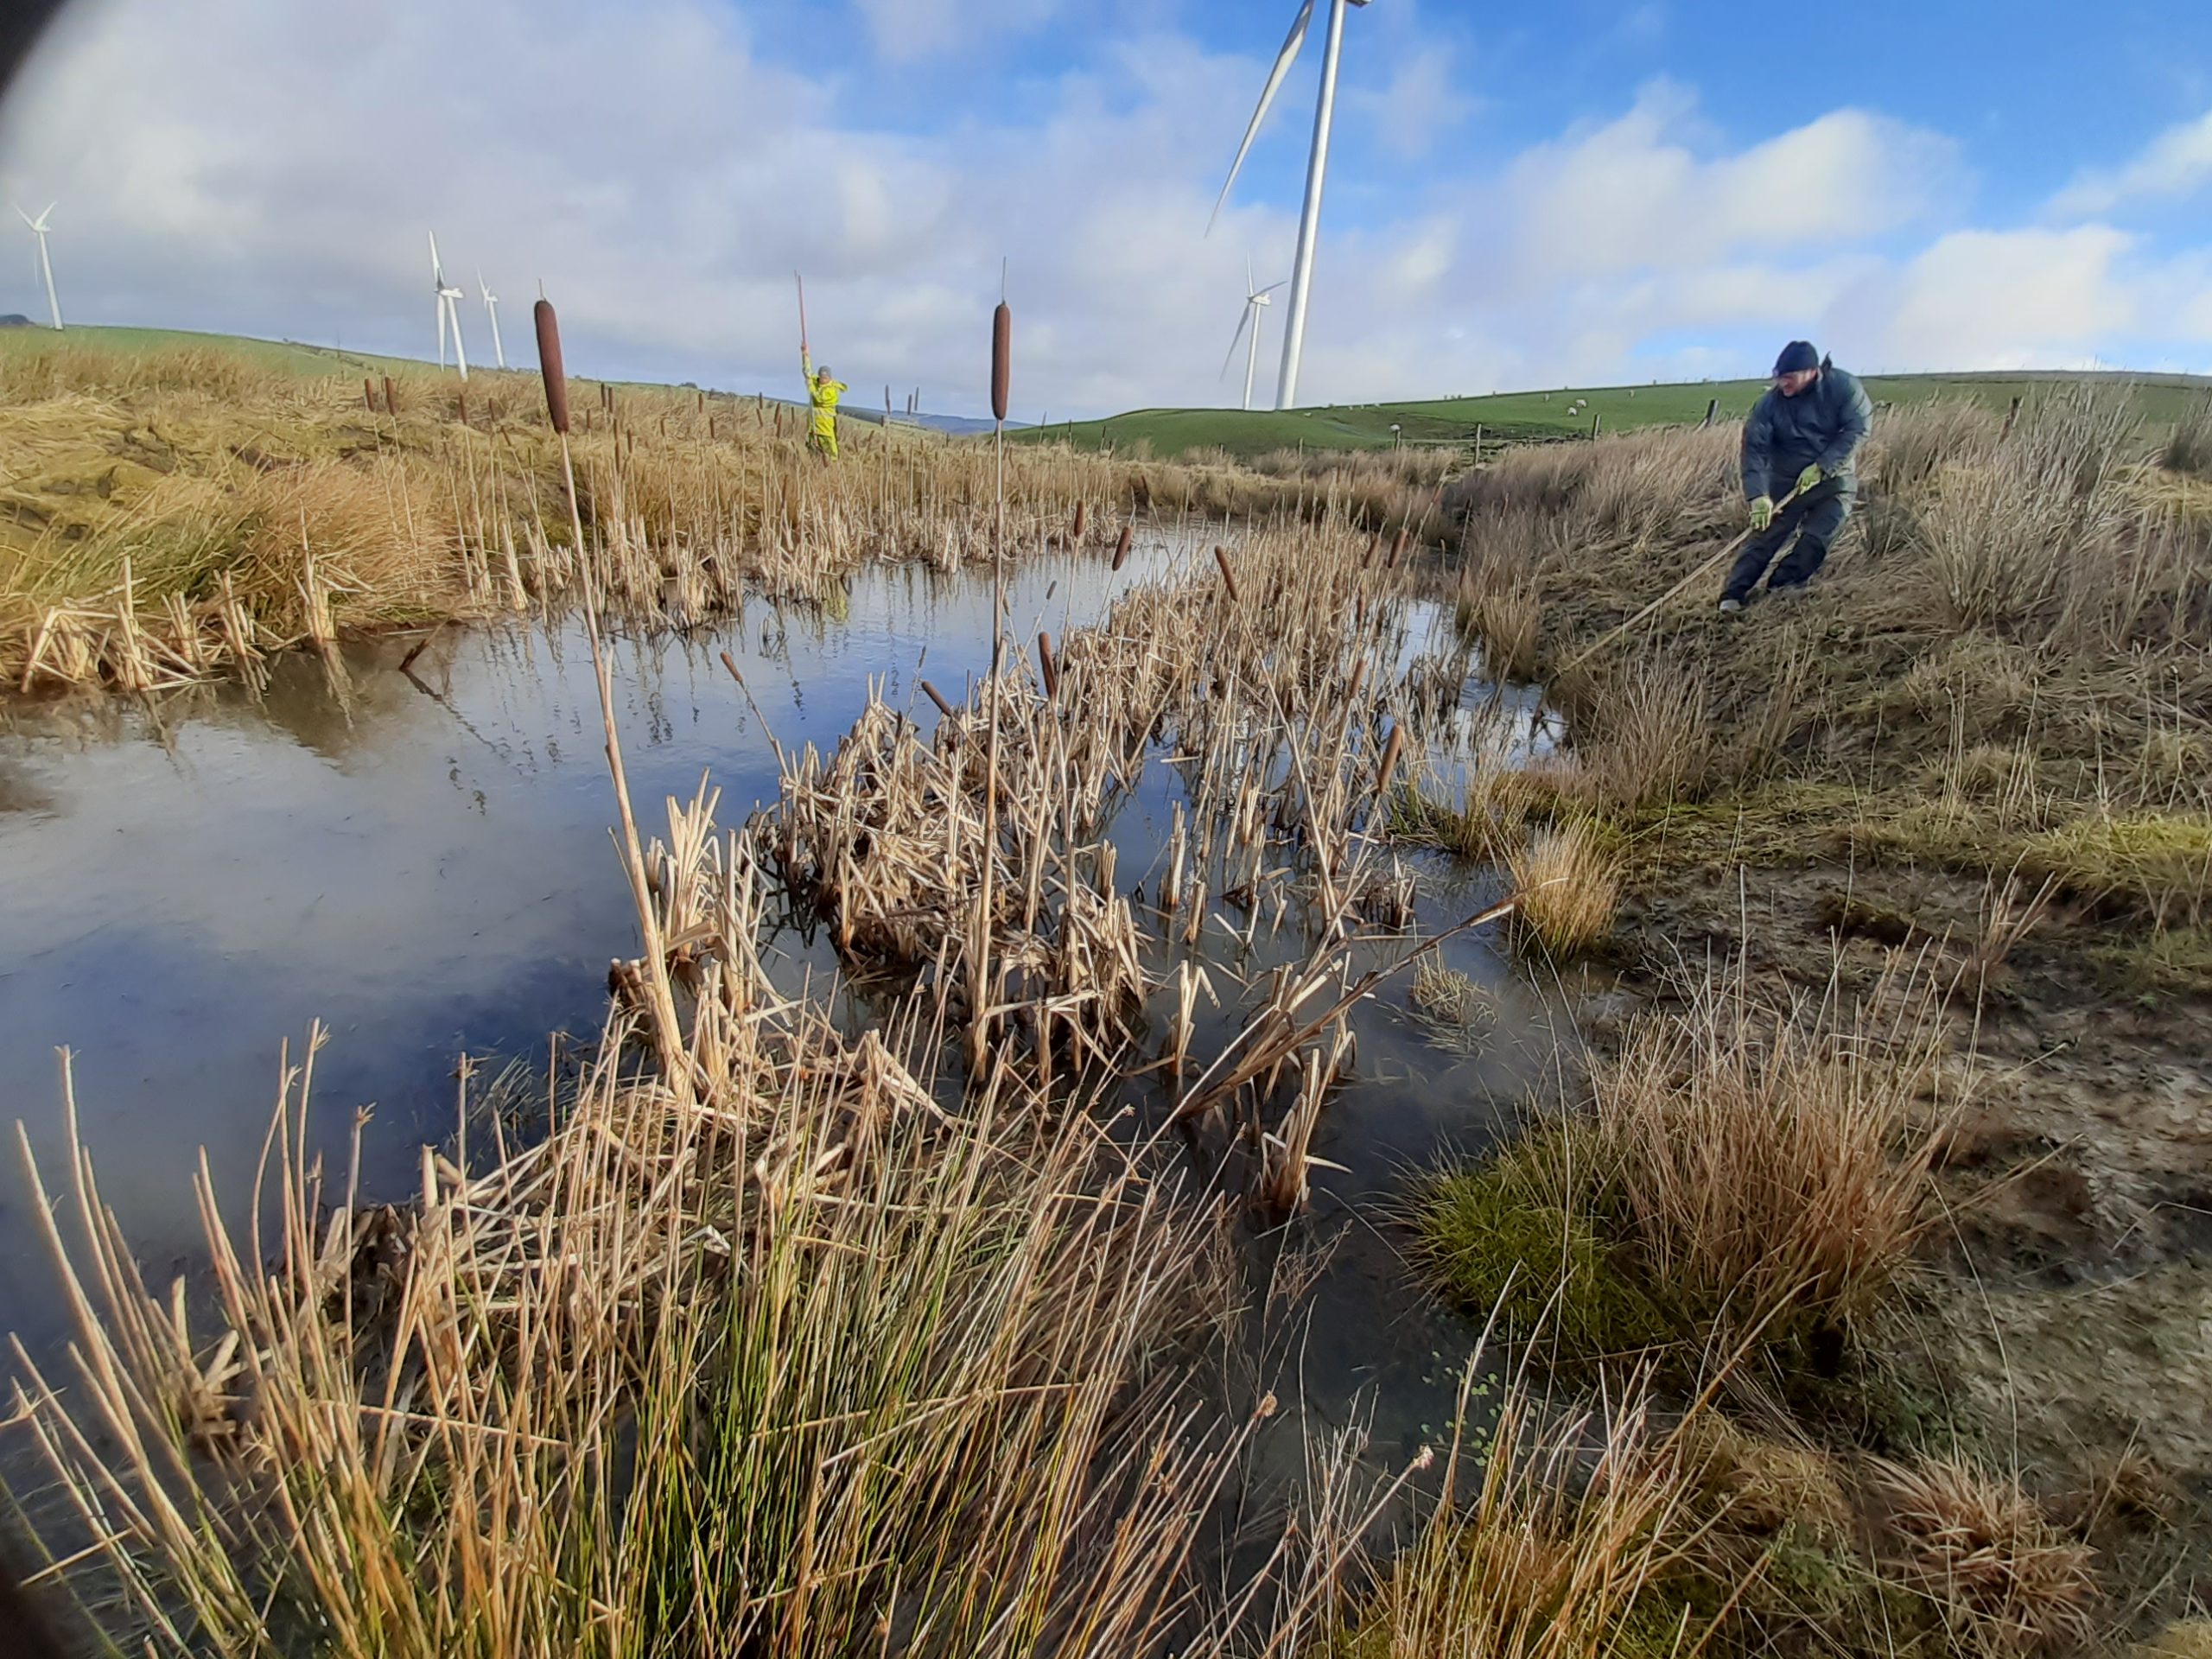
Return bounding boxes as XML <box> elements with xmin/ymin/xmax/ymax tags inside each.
<box><xmin>1587</xmin><ymin>956</ymin><xmax>1958</xmax><ymax>1353</ymax></box>
<box><xmin>1436</xmin><ymin>391</ymin><xmax>2212</xmax><ymax>949</ymax></box>
<box><xmin>1506</xmin><ymin>819</ymin><xmax>1623</xmax><ymax>957</ymax></box>
<box><xmin>1873</xmin><ymin>1456</ymin><xmax>2099</xmax><ymax>1656</ymax></box>
<box><xmin>1339</xmin><ymin>1384</ymin><xmax>1712</xmax><ymax>1659</ymax></box>
<box><xmin>0</xmin><ymin>344</ymin><xmax>1365</xmax><ymax>691</ymax></box>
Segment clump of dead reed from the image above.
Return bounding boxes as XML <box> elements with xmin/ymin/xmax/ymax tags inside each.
<box><xmin>1586</xmin><ymin>956</ymin><xmax>1958</xmax><ymax>1358</ymax></box>
<box><xmin>1338</xmin><ymin>1382</ymin><xmax>1715</xmax><ymax>1658</ymax></box>
<box><xmin>1872</xmin><ymin>1456</ymin><xmax>2099</xmax><ymax>1656</ymax></box>
<box><xmin>0</xmin><ymin>343</ymin><xmax>1275</xmax><ymax>691</ymax></box>
<box><xmin>1505</xmin><ymin>819</ymin><xmax>1622</xmax><ymax>957</ymax></box>
<box><xmin>7</xmin><ymin>804</ymin><xmax>1258</xmax><ymax>1659</ymax></box>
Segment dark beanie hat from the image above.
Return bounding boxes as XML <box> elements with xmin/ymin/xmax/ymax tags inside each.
<box><xmin>1773</xmin><ymin>340</ymin><xmax>1821</xmax><ymax>375</ymax></box>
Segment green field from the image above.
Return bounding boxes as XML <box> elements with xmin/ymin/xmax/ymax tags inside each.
<box><xmin>1018</xmin><ymin>371</ymin><xmax>2212</xmax><ymax>460</ymax></box>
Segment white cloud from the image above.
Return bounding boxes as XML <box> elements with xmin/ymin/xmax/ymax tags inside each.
<box><xmin>1823</xmin><ymin>227</ymin><xmax>2140</xmax><ymax>371</ymax></box>
<box><xmin>1357</xmin><ymin>46</ymin><xmax>1478</xmax><ymax>162</ymax></box>
<box><xmin>853</xmin><ymin>0</ymin><xmax>1060</xmax><ymax>63</ymax></box>
<box><xmin>1482</xmin><ymin>85</ymin><xmax>1963</xmax><ymax>292</ymax></box>
<box><xmin>2050</xmin><ymin>108</ymin><xmax>2212</xmax><ymax>216</ymax></box>
<box><xmin>0</xmin><ymin>3</ymin><xmax>2204</xmax><ymax>416</ymax></box>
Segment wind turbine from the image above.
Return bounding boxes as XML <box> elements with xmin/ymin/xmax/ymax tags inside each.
<box><xmin>1211</xmin><ymin>0</ymin><xmax>1370</xmax><ymax>411</ymax></box>
<box><xmin>16</xmin><ymin>203</ymin><xmax>60</xmax><ymax>330</ymax></box>
<box><xmin>1220</xmin><ymin>261</ymin><xmax>1285</xmax><ymax>412</ymax></box>
<box><xmin>428</xmin><ymin>232</ymin><xmax>468</xmax><ymax>378</ymax></box>
<box><xmin>478</xmin><ymin>271</ymin><xmax>505</xmax><ymax>369</ymax></box>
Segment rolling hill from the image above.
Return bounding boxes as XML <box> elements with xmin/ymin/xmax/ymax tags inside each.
<box><xmin>1014</xmin><ymin>371</ymin><xmax>2212</xmax><ymax>460</ymax></box>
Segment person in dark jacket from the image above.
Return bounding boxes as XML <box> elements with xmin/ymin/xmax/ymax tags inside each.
<box><xmin>1721</xmin><ymin>340</ymin><xmax>1872</xmax><ymax>612</ymax></box>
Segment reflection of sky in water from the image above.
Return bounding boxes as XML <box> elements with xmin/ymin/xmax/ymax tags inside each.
<box><xmin>0</xmin><ymin>538</ymin><xmax>1570</xmax><ymax>1465</ymax></box>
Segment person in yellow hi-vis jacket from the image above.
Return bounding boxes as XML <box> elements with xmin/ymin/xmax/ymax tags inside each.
<box><xmin>801</xmin><ymin>348</ymin><xmax>847</xmax><ymax>459</ymax></box>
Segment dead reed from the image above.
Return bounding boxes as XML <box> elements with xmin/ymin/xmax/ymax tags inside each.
<box><xmin>0</xmin><ymin>345</ymin><xmax>1265</xmax><ymax>691</ymax></box>
<box><xmin>1505</xmin><ymin>819</ymin><xmax>1622</xmax><ymax>957</ymax></box>
<box><xmin>1872</xmin><ymin>1456</ymin><xmax>2099</xmax><ymax>1656</ymax></box>
<box><xmin>1586</xmin><ymin>955</ymin><xmax>1960</xmax><ymax>1354</ymax></box>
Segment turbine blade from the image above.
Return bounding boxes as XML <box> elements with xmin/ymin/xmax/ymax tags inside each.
<box><xmin>1219</xmin><ymin>303</ymin><xmax>1255</xmax><ymax>380</ymax></box>
<box><xmin>429</xmin><ymin>231</ymin><xmax>443</xmax><ymax>284</ymax></box>
<box><xmin>1208</xmin><ymin>0</ymin><xmax>1314</xmax><ymax>233</ymax></box>
<box><xmin>14</xmin><ymin>205</ymin><xmax>30</xmax><ymax>228</ymax></box>
<box><xmin>1257</xmin><ymin>282</ymin><xmax>1287</xmax><ymax>296</ymax></box>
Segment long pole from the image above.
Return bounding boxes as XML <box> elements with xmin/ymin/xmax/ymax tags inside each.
<box><xmin>1275</xmin><ymin>0</ymin><xmax>1348</xmax><ymax>410</ymax></box>
<box><xmin>35</xmin><ymin>232</ymin><xmax>59</xmax><ymax>331</ymax></box>
<box><xmin>1243</xmin><ymin>301</ymin><xmax>1261</xmax><ymax>411</ymax></box>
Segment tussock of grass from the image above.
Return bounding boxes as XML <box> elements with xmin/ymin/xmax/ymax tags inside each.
<box><xmin>2022</xmin><ymin>810</ymin><xmax>2212</xmax><ymax>927</ymax></box>
<box><xmin>2140</xmin><ymin>1619</ymin><xmax>2212</xmax><ymax>1657</ymax></box>
<box><xmin>1573</xmin><ymin>653</ymin><xmax>1712</xmax><ymax>808</ymax></box>
<box><xmin>2091</xmin><ymin>925</ymin><xmax>2212</xmax><ymax>998</ymax></box>
<box><xmin>2158</xmin><ymin>395</ymin><xmax>2212</xmax><ymax>479</ymax></box>
<box><xmin>1507</xmin><ymin>819</ymin><xmax>1624</xmax><ymax>957</ymax></box>
<box><xmin>1873</xmin><ymin>1456</ymin><xmax>2099</xmax><ymax>1657</ymax></box>
<box><xmin>1588</xmin><ymin>963</ymin><xmax>1954</xmax><ymax>1357</ymax></box>
<box><xmin>1416</xmin><ymin>957</ymin><xmax>1955</xmax><ymax>1378</ymax></box>
<box><xmin>1338</xmin><ymin>1388</ymin><xmax>1710</xmax><ymax>1659</ymax></box>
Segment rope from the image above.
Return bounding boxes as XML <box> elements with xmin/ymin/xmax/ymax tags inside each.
<box><xmin>1553</xmin><ymin>480</ymin><xmax>1807</xmax><ymax>677</ymax></box>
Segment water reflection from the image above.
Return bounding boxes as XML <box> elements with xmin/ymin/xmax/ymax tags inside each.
<box><xmin>0</xmin><ymin>535</ymin><xmax>1568</xmax><ymax>1460</ymax></box>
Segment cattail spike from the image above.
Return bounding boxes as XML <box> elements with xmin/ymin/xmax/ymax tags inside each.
<box><xmin>1376</xmin><ymin>726</ymin><xmax>1407</xmax><ymax>798</ymax></box>
<box><xmin>532</xmin><ymin>300</ymin><xmax>569</xmax><ymax>434</ymax></box>
<box><xmin>991</xmin><ymin>302</ymin><xmax>1012</xmax><ymax>424</ymax></box>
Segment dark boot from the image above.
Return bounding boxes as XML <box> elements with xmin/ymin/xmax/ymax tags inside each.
<box><xmin>1722</xmin><ymin>509</ymin><xmax>1802</xmax><ymax>603</ymax></box>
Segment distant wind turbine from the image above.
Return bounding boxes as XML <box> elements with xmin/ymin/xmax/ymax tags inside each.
<box><xmin>15</xmin><ymin>202</ymin><xmax>60</xmax><ymax>330</ymax></box>
<box><xmin>1210</xmin><ymin>0</ymin><xmax>1371</xmax><ymax>411</ymax></box>
<box><xmin>429</xmin><ymin>232</ymin><xmax>468</xmax><ymax>378</ymax></box>
<box><xmin>478</xmin><ymin>272</ymin><xmax>505</xmax><ymax>369</ymax></box>
<box><xmin>1220</xmin><ymin>261</ymin><xmax>1286</xmax><ymax>411</ymax></box>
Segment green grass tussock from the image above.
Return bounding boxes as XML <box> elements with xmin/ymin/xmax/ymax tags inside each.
<box><xmin>1415</xmin><ymin>957</ymin><xmax>1955</xmax><ymax>1378</ymax></box>
<box><xmin>1411</xmin><ymin>1127</ymin><xmax>1669</xmax><ymax>1357</ymax></box>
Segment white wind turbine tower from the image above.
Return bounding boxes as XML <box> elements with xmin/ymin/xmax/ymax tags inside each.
<box><xmin>478</xmin><ymin>272</ymin><xmax>505</xmax><ymax>369</ymax></box>
<box><xmin>16</xmin><ymin>202</ymin><xmax>61</xmax><ymax>330</ymax></box>
<box><xmin>1210</xmin><ymin>0</ymin><xmax>1371</xmax><ymax>411</ymax></box>
<box><xmin>1220</xmin><ymin>261</ymin><xmax>1286</xmax><ymax>411</ymax></box>
<box><xmin>428</xmin><ymin>232</ymin><xmax>468</xmax><ymax>378</ymax></box>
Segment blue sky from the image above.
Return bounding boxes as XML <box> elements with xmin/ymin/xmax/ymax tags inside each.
<box><xmin>3</xmin><ymin>0</ymin><xmax>2210</xmax><ymax>416</ymax></box>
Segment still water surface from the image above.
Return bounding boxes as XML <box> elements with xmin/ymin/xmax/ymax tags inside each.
<box><xmin>0</xmin><ymin>531</ymin><xmax>1567</xmax><ymax>1456</ymax></box>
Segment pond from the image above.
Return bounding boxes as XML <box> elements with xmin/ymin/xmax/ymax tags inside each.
<box><xmin>0</xmin><ymin>527</ymin><xmax>1569</xmax><ymax>1464</ymax></box>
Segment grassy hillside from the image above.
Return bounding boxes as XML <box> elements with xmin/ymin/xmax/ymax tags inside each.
<box><xmin>1020</xmin><ymin>371</ymin><xmax>2212</xmax><ymax>460</ymax></box>
<box><xmin>0</xmin><ymin>321</ymin><xmax>435</xmax><ymax>378</ymax></box>
<box><xmin>0</xmin><ymin>322</ymin><xmax>835</xmax><ymax>410</ymax></box>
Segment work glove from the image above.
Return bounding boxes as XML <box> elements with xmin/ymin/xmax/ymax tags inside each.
<box><xmin>1748</xmin><ymin>495</ymin><xmax>1775</xmax><ymax>532</ymax></box>
<box><xmin>1795</xmin><ymin>462</ymin><xmax>1823</xmax><ymax>493</ymax></box>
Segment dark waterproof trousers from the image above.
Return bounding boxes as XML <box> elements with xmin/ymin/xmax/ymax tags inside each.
<box><xmin>1723</xmin><ymin>479</ymin><xmax>1853</xmax><ymax>602</ymax></box>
